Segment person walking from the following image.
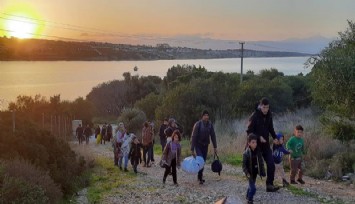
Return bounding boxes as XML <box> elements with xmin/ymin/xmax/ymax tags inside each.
<box><xmin>246</xmin><ymin>97</ymin><xmax>279</xmax><ymax>192</ymax></box>
<box><xmin>83</xmin><ymin>124</ymin><xmax>92</xmax><ymax>145</ymax></box>
<box><xmin>162</xmin><ymin>130</ymin><xmax>181</xmax><ymax>186</ymax></box>
<box><xmin>142</xmin><ymin>121</ymin><xmax>154</xmax><ymax>167</ymax></box>
<box><xmin>190</xmin><ymin>110</ymin><xmax>217</xmax><ymax>185</ymax></box>
<box><xmin>159</xmin><ymin>118</ymin><xmax>169</xmax><ymax>151</ymax></box>
<box><xmin>76</xmin><ymin>124</ymin><xmax>84</xmax><ymax>145</ymax></box>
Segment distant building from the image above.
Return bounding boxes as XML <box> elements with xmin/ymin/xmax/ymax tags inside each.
<box><xmin>156</xmin><ymin>43</ymin><xmax>170</xmax><ymax>49</ymax></box>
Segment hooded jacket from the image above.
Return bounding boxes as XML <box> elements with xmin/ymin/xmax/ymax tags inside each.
<box><xmin>246</xmin><ymin>108</ymin><xmax>277</xmax><ymax>149</ymax></box>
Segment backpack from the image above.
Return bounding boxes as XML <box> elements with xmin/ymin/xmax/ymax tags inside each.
<box><xmin>211</xmin><ymin>153</ymin><xmax>222</xmax><ymax>176</ymax></box>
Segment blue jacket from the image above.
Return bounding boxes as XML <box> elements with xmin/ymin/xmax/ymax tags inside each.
<box><xmin>272</xmin><ymin>144</ymin><xmax>290</xmax><ymax>164</ymax></box>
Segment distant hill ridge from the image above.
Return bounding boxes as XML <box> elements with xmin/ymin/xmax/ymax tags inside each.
<box><xmin>0</xmin><ymin>37</ymin><xmax>311</xmax><ymax>61</ymax></box>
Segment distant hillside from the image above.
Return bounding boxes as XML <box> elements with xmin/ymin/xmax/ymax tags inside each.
<box><xmin>0</xmin><ymin>37</ymin><xmax>311</xmax><ymax>61</ymax></box>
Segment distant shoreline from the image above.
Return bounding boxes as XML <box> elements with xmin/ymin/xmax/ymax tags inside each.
<box><xmin>0</xmin><ymin>37</ymin><xmax>313</xmax><ymax>61</ymax></box>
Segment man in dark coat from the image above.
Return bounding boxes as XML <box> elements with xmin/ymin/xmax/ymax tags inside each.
<box><xmin>247</xmin><ymin>97</ymin><xmax>279</xmax><ymax>192</ymax></box>
<box><xmin>190</xmin><ymin>110</ymin><xmax>217</xmax><ymax>185</ymax></box>
<box><xmin>159</xmin><ymin>118</ymin><xmax>169</xmax><ymax>151</ymax></box>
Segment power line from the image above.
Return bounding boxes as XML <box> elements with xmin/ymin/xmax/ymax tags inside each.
<box><xmin>0</xmin><ymin>28</ymin><xmax>91</xmax><ymax>42</ymax></box>
<box><xmin>0</xmin><ymin>12</ymin><xmax>175</xmax><ymax>41</ymax></box>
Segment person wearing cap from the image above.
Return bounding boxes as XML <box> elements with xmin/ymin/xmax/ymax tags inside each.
<box><xmin>247</xmin><ymin>97</ymin><xmax>279</xmax><ymax>192</ymax></box>
<box><xmin>272</xmin><ymin>132</ymin><xmax>291</xmax><ymax>187</ymax></box>
<box><xmin>190</xmin><ymin>110</ymin><xmax>217</xmax><ymax>185</ymax></box>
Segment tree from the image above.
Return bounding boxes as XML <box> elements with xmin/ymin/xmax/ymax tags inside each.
<box><xmin>308</xmin><ymin>20</ymin><xmax>355</xmax><ymax>141</ymax></box>
<box><xmin>134</xmin><ymin>93</ymin><xmax>161</xmax><ymax>121</ymax></box>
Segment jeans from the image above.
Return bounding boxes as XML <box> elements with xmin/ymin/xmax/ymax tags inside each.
<box><xmin>118</xmin><ymin>154</ymin><xmax>129</xmax><ymax>168</ymax></box>
<box><xmin>143</xmin><ymin>144</ymin><xmax>153</xmax><ymax>165</ymax></box>
<box><xmin>261</xmin><ymin>146</ymin><xmax>275</xmax><ymax>185</ymax></box>
<box><xmin>247</xmin><ymin>176</ymin><xmax>257</xmax><ymax>201</ymax></box>
<box><xmin>195</xmin><ymin>144</ymin><xmax>208</xmax><ymax>181</ymax></box>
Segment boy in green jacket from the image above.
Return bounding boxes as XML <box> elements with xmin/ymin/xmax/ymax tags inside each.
<box><xmin>286</xmin><ymin>125</ymin><xmax>305</xmax><ymax>184</ymax></box>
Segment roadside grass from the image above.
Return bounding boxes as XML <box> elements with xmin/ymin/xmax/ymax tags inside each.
<box><xmin>87</xmin><ymin>157</ymin><xmax>136</xmax><ymax>203</ymax></box>
<box><xmin>286</xmin><ymin>185</ymin><xmax>344</xmax><ymax>204</ymax></box>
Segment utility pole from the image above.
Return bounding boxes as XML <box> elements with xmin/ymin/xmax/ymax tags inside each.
<box><xmin>12</xmin><ymin>111</ymin><xmax>15</xmax><ymax>133</ymax></box>
<box><xmin>239</xmin><ymin>42</ymin><xmax>245</xmax><ymax>84</ymax></box>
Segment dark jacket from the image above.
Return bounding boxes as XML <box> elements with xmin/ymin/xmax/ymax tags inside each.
<box><xmin>242</xmin><ymin>147</ymin><xmax>266</xmax><ymax>180</ymax></box>
<box><xmin>159</xmin><ymin>124</ymin><xmax>168</xmax><ymax>142</ymax></box>
<box><xmin>76</xmin><ymin>126</ymin><xmax>83</xmax><ymax>137</ymax></box>
<box><xmin>246</xmin><ymin>108</ymin><xmax>277</xmax><ymax>149</ymax></box>
<box><xmin>190</xmin><ymin>120</ymin><xmax>217</xmax><ymax>151</ymax></box>
<box><xmin>129</xmin><ymin>143</ymin><xmax>142</xmax><ymax>165</ymax></box>
<box><xmin>84</xmin><ymin>127</ymin><xmax>92</xmax><ymax>137</ymax></box>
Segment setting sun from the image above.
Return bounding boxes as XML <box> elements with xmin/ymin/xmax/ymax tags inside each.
<box><xmin>5</xmin><ymin>17</ymin><xmax>36</xmax><ymax>38</ymax></box>
<box><xmin>0</xmin><ymin>2</ymin><xmax>43</xmax><ymax>39</ymax></box>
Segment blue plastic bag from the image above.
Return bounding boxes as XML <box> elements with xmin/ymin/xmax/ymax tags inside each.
<box><xmin>182</xmin><ymin>156</ymin><xmax>205</xmax><ymax>174</ymax></box>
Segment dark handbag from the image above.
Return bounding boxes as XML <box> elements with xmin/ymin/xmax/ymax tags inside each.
<box><xmin>211</xmin><ymin>153</ymin><xmax>222</xmax><ymax>176</ymax></box>
<box><xmin>159</xmin><ymin>159</ymin><xmax>170</xmax><ymax>168</ymax></box>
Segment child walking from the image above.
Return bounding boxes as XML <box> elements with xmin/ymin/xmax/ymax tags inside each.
<box><xmin>243</xmin><ymin>134</ymin><xmax>266</xmax><ymax>204</ymax></box>
<box><xmin>273</xmin><ymin>133</ymin><xmax>292</xmax><ymax>187</ymax></box>
<box><xmin>129</xmin><ymin>135</ymin><xmax>142</xmax><ymax>174</ymax></box>
<box><xmin>286</xmin><ymin>125</ymin><xmax>306</xmax><ymax>184</ymax></box>
<box><xmin>119</xmin><ymin>133</ymin><xmax>132</xmax><ymax>172</ymax></box>
<box><xmin>162</xmin><ymin>130</ymin><xmax>181</xmax><ymax>186</ymax></box>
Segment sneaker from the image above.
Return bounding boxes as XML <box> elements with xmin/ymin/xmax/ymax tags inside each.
<box><xmin>199</xmin><ymin>179</ymin><xmax>205</xmax><ymax>185</ymax></box>
<box><xmin>290</xmin><ymin>180</ymin><xmax>298</xmax><ymax>184</ymax></box>
<box><xmin>266</xmin><ymin>184</ymin><xmax>280</xmax><ymax>192</ymax></box>
<box><xmin>283</xmin><ymin>179</ymin><xmax>290</xmax><ymax>187</ymax></box>
<box><xmin>134</xmin><ymin>169</ymin><xmax>137</xmax><ymax>174</ymax></box>
<box><xmin>297</xmin><ymin>179</ymin><xmax>305</xmax><ymax>184</ymax></box>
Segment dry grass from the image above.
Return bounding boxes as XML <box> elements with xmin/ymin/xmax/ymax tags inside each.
<box><xmin>70</xmin><ymin>144</ymin><xmax>96</xmax><ymax>169</ymax></box>
<box><xmin>213</xmin><ymin>108</ymin><xmax>354</xmax><ymax>179</ymax></box>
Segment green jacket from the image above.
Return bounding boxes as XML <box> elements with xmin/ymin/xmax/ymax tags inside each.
<box><xmin>286</xmin><ymin>135</ymin><xmax>305</xmax><ymax>159</ymax></box>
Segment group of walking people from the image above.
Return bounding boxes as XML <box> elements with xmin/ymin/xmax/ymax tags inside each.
<box><xmin>92</xmin><ymin>97</ymin><xmax>306</xmax><ymax>204</ymax></box>
<box><xmin>243</xmin><ymin>97</ymin><xmax>305</xmax><ymax>204</ymax></box>
<box><xmin>75</xmin><ymin>124</ymin><xmax>92</xmax><ymax>145</ymax></box>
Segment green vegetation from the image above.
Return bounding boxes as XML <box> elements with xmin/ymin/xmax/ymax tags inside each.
<box><xmin>287</xmin><ymin>185</ymin><xmax>345</xmax><ymax>204</ymax></box>
<box><xmin>308</xmin><ymin>20</ymin><xmax>355</xmax><ymax>142</ymax></box>
<box><xmin>0</xmin><ymin>115</ymin><xmax>91</xmax><ymax>203</ymax></box>
<box><xmin>87</xmin><ymin>157</ymin><xmax>136</xmax><ymax>203</ymax></box>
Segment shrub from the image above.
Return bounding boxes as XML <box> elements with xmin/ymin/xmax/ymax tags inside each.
<box><xmin>0</xmin><ymin>159</ymin><xmax>62</xmax><ymax>204</ymax></box>
<box><xmin>117</xmin><ymin>108</ymin><xmax>147</xmax><ymax>136</ymax></box>
<box><xmin>1</xmin><ymin>176</ymin><xmax>48</xmax><ymax>204</ymax></box>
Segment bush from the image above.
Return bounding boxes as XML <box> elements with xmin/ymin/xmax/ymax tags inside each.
<box><xmin>0</xmin><ymin>115</ymin><xmax>88</xmax><ymax>198</ymax></box>
<box><xmin>1</xmin><ymin>176</ymin><xmax>48</xmax><ymax>204</ymax></box>
<box><xmin>117</xmin><ymin>108</ymin><xmax>147</xmax><ymax>136</ymax></box>
<box><xmin>0</xmin><ymin>159</ymin><xmax>62</xmax><ymax>204</ymax></box>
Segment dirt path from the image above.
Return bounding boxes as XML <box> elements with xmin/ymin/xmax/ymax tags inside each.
<box><xmin>76</xmin><ymin>140</ymin><xmax>355</xmax><ymax>204</ymax></box>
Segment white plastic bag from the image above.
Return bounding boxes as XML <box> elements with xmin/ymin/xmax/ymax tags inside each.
<box><xmin>181</xmin><ymin>156</ymin><xmax>205</xmax><ymax>174</ymax></box>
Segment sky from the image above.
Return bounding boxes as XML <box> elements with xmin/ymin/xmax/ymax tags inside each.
<box><xmin>0</xmin><ymin>0</ymin><xmax>355</xmax><ymax>47</ymax></box>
